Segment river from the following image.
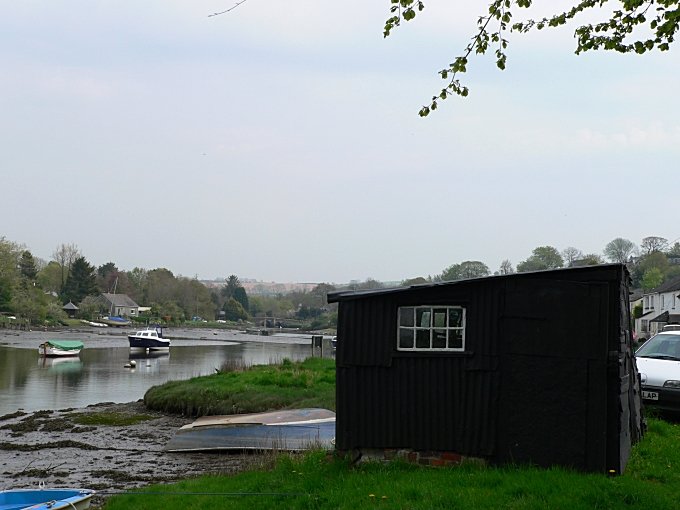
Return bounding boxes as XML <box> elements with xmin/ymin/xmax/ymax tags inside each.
<box><xmin>0</xmin><ymin>327</ymin><xmax>331</xmax><ymax>415</ymax></box>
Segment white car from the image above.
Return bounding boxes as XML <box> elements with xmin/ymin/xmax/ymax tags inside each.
<box><xmin>635</xmin><ymin>331</ymin><xmax>680</xmax><ymax>412</ymax></box>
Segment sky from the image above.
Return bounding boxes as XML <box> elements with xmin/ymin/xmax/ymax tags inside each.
<box><xmin>1</xmin><ymin>1</ymin><xmax>679</xmax><ymax>284</ymax></box>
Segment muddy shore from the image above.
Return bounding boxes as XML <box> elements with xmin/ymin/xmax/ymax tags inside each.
<box><xmin>0</xmin><ymin>401</ymin><xmax>262</xmax><ymax>508</ymax></box>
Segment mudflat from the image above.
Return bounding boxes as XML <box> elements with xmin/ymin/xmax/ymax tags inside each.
<box><xmin>0</xmin><ymin>401</ymin><xmax>261</xmax><ymax>507</ymax></box>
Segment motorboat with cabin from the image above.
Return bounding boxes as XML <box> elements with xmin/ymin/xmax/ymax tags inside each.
<box><xmin>128</xmin><ymin>325</ymin><xmax>170</xmax><ymax>351</ymax></box>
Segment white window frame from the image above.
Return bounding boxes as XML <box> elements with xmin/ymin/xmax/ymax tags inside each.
<box><xmin>397</xmin><ymin>305</ymin><xmax>466</xmax><ymax>352</ymax></box>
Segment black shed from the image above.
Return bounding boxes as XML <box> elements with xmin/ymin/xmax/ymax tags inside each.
<box><xmin>327</xmin><ymin>264</ymin><xmax>644</xmax><ymax>474</ymax></box>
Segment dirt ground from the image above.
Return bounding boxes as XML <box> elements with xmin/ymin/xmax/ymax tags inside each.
<box><xmin>0</xmin><ymin>401</ymin><xmax>263</xmax><ymax>508</ymax></box>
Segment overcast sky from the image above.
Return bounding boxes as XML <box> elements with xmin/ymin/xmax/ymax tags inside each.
<box><xmin>2</xmin><ymin>2</ymin><xmax>678</xmax><ymax>284</ymax></box>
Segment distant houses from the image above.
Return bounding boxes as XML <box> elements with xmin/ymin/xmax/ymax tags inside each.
<box><xmin>634</xmin><ymin>277</ymin><xmax>680</xmax><ymax>339</ymax></box>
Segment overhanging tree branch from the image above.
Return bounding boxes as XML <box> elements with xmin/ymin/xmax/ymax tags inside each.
<box><xmin>208</xmin><ymin>0</ymin><xmax>250</xmax><ymax>18</ymax></box>
<box><xmin>383</xmin><ymin>0</ymin><xmax>680</xmax><ymax>116</ymax></box>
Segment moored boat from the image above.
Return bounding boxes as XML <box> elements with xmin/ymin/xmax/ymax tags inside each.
<box><xmin>99</xmin><ymin>316</ymin><xmax>132</xmax><ymax>327</ymax></box>
<box><xmin>128</xmin><ymin>325</ymin><xmax>170</xmax><ymax>351</ymax></box>
<box><xmin>38</xmin><ymin>340</ymin><xmax>84</xmax><ymax>357</ymax></box>
<box><xmin>80</xmin><ymin>319</ymin><xmax>108</xmax><ymax>327</ymax></box>
<box><xmin>0</xmin><ymin>487</ymin><xmax>95</xmax><ymax>510</ymax></box>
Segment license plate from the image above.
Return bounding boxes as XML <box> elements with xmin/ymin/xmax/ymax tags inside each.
<box><xmin>642</xmin><ymin>390</ymin><xmax>659</xmax><ymax>401</ymax></box>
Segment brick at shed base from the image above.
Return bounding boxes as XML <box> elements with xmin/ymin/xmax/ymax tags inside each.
<box><xmin>336</xmin><ymin>449</ymin><xmax>485</xmax><ymax>468</ymax></box>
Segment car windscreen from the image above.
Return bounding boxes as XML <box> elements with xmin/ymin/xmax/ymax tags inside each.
<box><xmin>636</xmin><ymin>333</ymin><xmax>680</xmax><ymax>359</ymax></box>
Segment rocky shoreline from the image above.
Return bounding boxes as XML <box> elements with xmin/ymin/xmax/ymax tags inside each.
<box><xmin>0</xmin><ymin>401</ymin><xmax>261</xmax><ymax>508</ymax></box>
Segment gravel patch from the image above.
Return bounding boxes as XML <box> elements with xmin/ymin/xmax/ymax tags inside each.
<box><xmin>0</xmin><ymin>401</ymin><xmax>262</xmax><ymax>508</ymax></box>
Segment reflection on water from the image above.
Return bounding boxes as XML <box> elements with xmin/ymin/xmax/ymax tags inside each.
<box><xmin>0</xmin><ymin>331</ymin><xmax>321</xmax><ymax>414</ymax></box>
<box><xmin>38</xmin><ymin>356</ymin><xmax>83</xmax><ymax>373</ymax></box>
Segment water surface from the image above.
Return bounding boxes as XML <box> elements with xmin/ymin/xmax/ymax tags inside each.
<box><xmin>0</xmin><ymin>328</ymin><xmax>326</xmax><ymax>415</ymax></box>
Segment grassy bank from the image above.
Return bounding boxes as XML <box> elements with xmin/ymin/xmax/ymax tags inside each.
<box><xmin>135</xmin><ymin>358</ymin><xmax>679</xmax><ymax>508</ymax></box>
<box><xmin>105</xmin><ymin>417</ymin><xmax>679</xmax><ymax>510</ymax></box>
<box><xmin>144</xmin><ymin>358</ymin><xmax>335</xmax><ymax>417</ymax></box>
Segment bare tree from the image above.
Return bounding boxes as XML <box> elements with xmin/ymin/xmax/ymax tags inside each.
<box><xmin>561</xmin><ymin>247</ymin><xmax>583</xmax><ymax>267</ymax></box>
<box><xmin>603</xmin><ymin>238</ymin><xmax>637</xmax><ymax>263</ymax></box>
<box><xmin>640</xmin><ymin>236</ymin><xmax>668</xmax><ymax>256</ymax></box>
<box><xmin>497</xmin><ymin>259</ymin><xmax>514</xmax><ymax>275</ymax></box>
<box><xmin>52</xmin><ymin>243</ymin><xmax>81</xmax><ymax>293</ymax></box>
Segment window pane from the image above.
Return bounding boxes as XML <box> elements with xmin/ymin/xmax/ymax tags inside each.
<box><xmin>399</xmin><ymin>307</ymin><xmax>414</xmax><ymax>327</ymax></box>
<box><xmin>449</xmin><ymin>330</ymin><xmax>463</xmax><ymax>349</ymax></box>
<box><xmin>416</xmin><ymin>329</ymin><xmax>430</xmax><ymax>348</ymax></box>
<box><xmin>416</xmin><ymin>309</ymin><xmax>431</xmax><ymax>328</ymax></box>
<box><xmin>433</xmin><ymin>309</ymin><xmax>447</xmax><ymax>328</ymax></box>
<box><xmin>448</xmin><ymin>308</ymin><xmax>463</xmax><ymax>328</ymax></box>
<box><xmin>432</xmin><ymin>329</ymin><xmax>447</xmax><ymax>348</ymax></box>
<box><xmin>399</xmin><ymin>328</ymin><xmax>414</xmax><ymax>349</ymax></box>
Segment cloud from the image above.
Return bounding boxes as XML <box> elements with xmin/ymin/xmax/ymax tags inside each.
<box><xmin>573</xmin><ymin>123</ymin><xmax>680</xmax><ymax>151</ymax></box>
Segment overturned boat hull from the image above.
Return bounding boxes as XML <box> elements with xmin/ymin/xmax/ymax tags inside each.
<box><xmin>165</xmin><ymin>408</ymin><xmax>335</xmax><ymax>452</ymax></box>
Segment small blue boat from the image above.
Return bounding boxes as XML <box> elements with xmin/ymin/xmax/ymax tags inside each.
<box><xmin>0</xmin><ymin>488</ymin><xmax>95</xmax><ymax>510</ymax></box>
<box><xmin>100</xmin><ymin>316</ymin><xmax>132</xmax><ymax>327</ymax></box>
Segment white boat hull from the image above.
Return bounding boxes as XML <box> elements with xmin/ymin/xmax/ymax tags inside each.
<box><xmin>128</xmin><ymin>326</ymin><xmax>171</xmax><ymax>350</ymax></box>
<box><xmin>38</xmin><ymin>345</ymin><xmax>81</xmax><ymax>357</ymax></box>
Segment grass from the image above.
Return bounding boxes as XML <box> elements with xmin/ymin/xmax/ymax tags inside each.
<box><xmin>103</xmin><ymin>417</ymin><xmax>680</xmax><ymax>510</ymax></box>
<box><xmin>114</xmin><ymin>358</ymin><xmax>680</xmax><ymax>509</ymax></box>
<box><xmin>143</xmin><ymin>358</ymin><xmax>336</xmax><ymax>417</ymax></box>
<box><xmin>69</xmin><ymin>411</ymin><xmax>156</xmax><ymax>427</ymax></box>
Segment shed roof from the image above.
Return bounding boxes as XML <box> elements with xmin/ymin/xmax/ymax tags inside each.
<box><xmin>328</xmin><ymin>263</ymin><xmax>628</xmax><ymax>303</ymax></box>
<box><xmin>62</xmin><ymin>301</ymin><xmax>79</xmax><ymax>310</ymax></box>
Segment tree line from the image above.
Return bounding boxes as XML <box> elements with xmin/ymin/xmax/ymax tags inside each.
<box><xmin>1</xmin><ymin>234</ymin><xmax>678</xmax><ymax>327</ymax></box>
<box><xmin>0</xmin><ymin>237</ymin><xmax>339</xmax><ymax>329</ymax></box>
<box><xmin>400</xmin><ymin>236</ymin><xmax>680</xmax><ymax>292</ymax></box>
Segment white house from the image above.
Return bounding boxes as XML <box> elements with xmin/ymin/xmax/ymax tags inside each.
<box><xmin>635</xmin><ymin>277</ymin><xmax>680</xmax><ymax>339</ymax></box>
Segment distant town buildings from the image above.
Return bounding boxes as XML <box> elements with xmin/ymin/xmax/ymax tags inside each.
<box><xmin>200</xmin><ymin>279</ymin><xmax>318</xmax><ymax>296</ymax></box>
